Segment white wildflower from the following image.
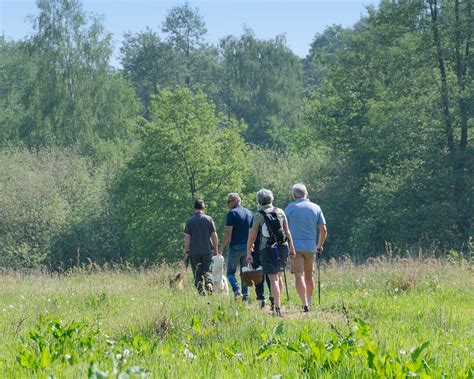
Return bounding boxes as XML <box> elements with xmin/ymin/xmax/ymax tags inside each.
<box><xmin>183</xmin><ymin>348</ymin><xmax>196</xmax><ymax>360</ymax></box>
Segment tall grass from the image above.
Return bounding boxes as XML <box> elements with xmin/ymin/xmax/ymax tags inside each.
<box><xmin>0</xmin><ymin>256</ymin><xmax>472</xmax><ymax>378</ymax></box>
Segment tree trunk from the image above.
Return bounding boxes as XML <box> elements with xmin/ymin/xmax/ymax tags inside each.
<box><xmin>428</xmin><ymin>0</ymin><xmax>471</xmax><ymax>242</ymax></box>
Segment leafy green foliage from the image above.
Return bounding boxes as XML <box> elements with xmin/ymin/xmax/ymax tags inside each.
<box><xmin>1</xmin><ymin>0</ymin><xmax>472</xmax><ymax>266</ymax></box>
<box><xmin>0</xmin><ymin>147</ymin><xmax>128</xmax><ymax>270</ymax></box>
<box><xmin>1</xmin><ymin>0</ymin><xmax>139</xmax><ymax>151</ymax></box>
<box><xmin>114</xmin><ymin>88</ymin><xmax>250</xmax><ymax>262</ymax></box>
<box><xmin>219</xmin><ymin>29</ymin><xmax>303</xmax><ymax>147</ymax></box>
<box><xmin>302</xmin><ymin>0</ymin><xmax>473</xmax><ymax>257</ymax></box>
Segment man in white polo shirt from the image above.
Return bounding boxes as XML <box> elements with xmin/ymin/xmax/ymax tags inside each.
<box><xmin>285</xmin><ymin>183</ymin><xmax>327</xmax><ymax>312</ymax></box>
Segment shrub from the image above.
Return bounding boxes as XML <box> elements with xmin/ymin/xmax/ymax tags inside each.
<box><xmin>0</xmin><ymin>146</ymin><xmax>128</xmax><ymax>270</ymax></box>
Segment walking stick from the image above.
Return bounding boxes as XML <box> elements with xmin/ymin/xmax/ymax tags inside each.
<box><xmin>317</xmin><ymin>250</ymin><xmax>321</xmax><ymax>305</ymax></box>
<box><xmin>283</xmin><ymin>267</ymin><xmax>290</xmax><ymax>302</ymax></box>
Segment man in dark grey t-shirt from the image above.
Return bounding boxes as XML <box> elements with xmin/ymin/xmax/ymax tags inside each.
<box><xmin>184</xmin><ymin>200</ymin><xmax>219</xmax><ymax>295</ymax></box>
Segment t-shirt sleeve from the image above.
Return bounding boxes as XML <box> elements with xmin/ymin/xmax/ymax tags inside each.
<box><xmin>317</xmin><ymin>210</ymin><xmax>326</xmax><ymax>225</ymax></box>
<box><xmin>252</xmin><ymin>212</ymin><xmax>264</xmax><ymax>231</ymax></box>
<box><xmin>226</xmin><ymin>211</ymin><xmax>234</xmax><ymax>227</ymax></box>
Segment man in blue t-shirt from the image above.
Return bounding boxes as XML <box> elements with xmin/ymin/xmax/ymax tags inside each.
<box><xmin>219</xmin><ymin>193</ymin><xmax>252</xmax><ymax>301</ymax></box>
<box><xmin>285</xmin><ymin>183</ymin><xmax>327</xmax><ymax>312</ymax></box>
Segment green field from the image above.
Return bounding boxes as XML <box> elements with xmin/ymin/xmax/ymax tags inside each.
<box><xmin>1</xmin><ymin>257</ymin><xmax>472</xmax><ymax>378</ymax></box>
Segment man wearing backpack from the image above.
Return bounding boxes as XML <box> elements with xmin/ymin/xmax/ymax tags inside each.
<box><xmin>246</xmin><ymin>189</ymin><xmax>296</xmax><ymax>316</ymax></box>
<box><xmin>285</xmin><ymin>183</ymin><xmax>327</xmax><ymax>312</ymax></box>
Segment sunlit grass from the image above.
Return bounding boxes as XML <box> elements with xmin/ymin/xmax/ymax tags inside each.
<box><xmin>0</xmin><ymin>256</ymin><xmax>472</xmax><ymax>378</ymax></box>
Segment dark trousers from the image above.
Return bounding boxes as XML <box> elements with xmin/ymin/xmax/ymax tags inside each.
<box><xmin>190</xmin><ymin>253</ymin><xmax>212</xmax><ymax>294</ymax></box>
<box><xmin>252</xmin><ymin>249</ymin><xmax>272</xmax><ymax>300</ymax></box>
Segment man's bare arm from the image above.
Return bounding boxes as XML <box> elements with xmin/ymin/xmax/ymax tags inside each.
<box><xmin>211</xmin><ymin>231</ymin><xmax>219</xmax><ymax>256</ymax></box>
<box><xmin>219</xmin><ymin>226</ymin><xmax>233</xmax><ymax>253</ymax></box>
<box><xmin>184</xmin><ymin>233</ymin><xmax>190</xmax><ymax>258</ymax></box>
<box><xmin>317</xmin><ymin>224</ymin><xmax>327</xmax><ymax>253</ymax></box>
<box><xmin>246</xmin><ymin>228</ymin><xmax>258</xmax><ymax>263</ymax></box>
<box><xmin>283</xmin><ymin>219</ymin><xmax>296</xmax><ymax>258</ymax></box>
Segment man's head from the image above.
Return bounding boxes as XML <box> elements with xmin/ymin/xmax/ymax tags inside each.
<box><xmin>256</xmin><ymin>188</ymin><xmax>274</xmax><ymax>206</ymax></box>
<box><xmin>292</xmin><ymin>183</ymin><xmax>308</xmax><ymax>199</ymax></box>
<box><xmin>194</xmin><ymin>199</ymin><xmax>205</xmax><ymax>211</ymax></box>
<box><xmin>226</xmin><ymin>193</ymin><xmax>241</xmax><ymax>208</ymax></box>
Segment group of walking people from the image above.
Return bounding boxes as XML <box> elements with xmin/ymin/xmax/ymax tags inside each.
<box><xmin>183</xmin><ymin>184</ymin><xmax>327</xmax><ymax>316</ymax></box>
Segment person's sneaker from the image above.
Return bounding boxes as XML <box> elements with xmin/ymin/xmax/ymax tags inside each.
<box><xmin>303</xmin><ymin>305</ymin><xmax>309</xmax><ymax>313</ymax></box>
<box><xmin>257</xmin><ymin>299</ymin><xmax>266</xmax><ymax>309</ymax></box>
<box><xmin>242</xmin><ymin>296</ymin><xmax>249</xmax><ymax>304</ymax></box>
<box><xmin>272</xmin><ymin>307</ymin><xmax>282</xmax><ymax>317</ymax></box>
<box><xmin>269</xmin><ymin>296</ymin><xmax>275</xmax><ymax>311</ymax></box>
<box><xmin>234</xmin><ymin>291</ymin><xmax>243</xmax><ymax>301</ymax></box>
<box><xmin>205</xmin><ymin>283</ymin><xmax>213</xmax><ymax>294</ymax></box>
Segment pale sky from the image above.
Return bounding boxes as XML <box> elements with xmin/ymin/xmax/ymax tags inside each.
<box><xmin>1</xmin><ymin>0</ymin><xmax>378</xmax><ymax>66</ymax></box>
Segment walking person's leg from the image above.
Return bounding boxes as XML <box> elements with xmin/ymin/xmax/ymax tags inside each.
<box><xmin>252</xmin><ymin>249</ymin><xmax>266</xmax><ymax>306</ymax></box>
<box><xmin>268</xmin><ymin>273</ymin><xmax>282</xmax><ymax>316</ymax></box>
<box><xmin>238</xmin><ymin>250</ymin><xmax>249</xmax><ymax>301</ymax></box>
<box><xmin>227</xmin><ymin>248</ymin><xmax>242</xmax><ymax>299</ymax></box>
<box><xmin>304</xmin><ymin>254</ymin><xmax>315</xmax><ymax>306</ymax></box>
<box><xmin>265</xmin><ymin>274</ymin><xmax>273</xmax><ymax>309</ymax></box>
<box><xmin>292</xmin><ymin>253</ymin><xmax>308</xmax><ymax>308</ymax></box>
<box><xmin>201</xmin><ymin>253</ymin><xmax>213</xmax><ymax>293</ymax></box>
<box><xmin>191</xmin><ymin>255</ymin><xmax>205</xmax><ymax>295</ymax></box>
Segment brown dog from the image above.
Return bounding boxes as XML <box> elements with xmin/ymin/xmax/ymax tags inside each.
<box><xmin>169</xmin><ymin>272</ymin><xmax>184</xmax><ymax>290</ymax></box>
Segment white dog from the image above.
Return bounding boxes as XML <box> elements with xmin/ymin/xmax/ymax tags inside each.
<box><xmin>211</xmin><ymin>255</ymin><xmax>229</xmax><ymax>295</ymax></box>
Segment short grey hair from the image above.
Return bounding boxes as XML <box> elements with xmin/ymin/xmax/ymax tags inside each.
<box><xmin>256</xmin><ymin>188</ymin><xmax>274</xmax><ymax>206</ymax></box>
<box><xmin>292</xmin><ymin>183</ymin><xmax>308</xmax><ymax>198</ymax></box>
<box><xmin>227</xmin><ymin>193</ymin><xmax>241</xmax><ymax>203</ymax></box>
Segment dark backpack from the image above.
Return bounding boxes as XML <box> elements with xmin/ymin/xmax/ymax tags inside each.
<box><xmin>259</xmin><ymin>209</ymin><xmax>287</xmax><ymax>246</ymax></box>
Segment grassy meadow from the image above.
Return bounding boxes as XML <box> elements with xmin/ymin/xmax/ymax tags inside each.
<box><xmin>0</xmin><ymin>256</ymin><xmax>472</xmax><ymax>378</ymax></box>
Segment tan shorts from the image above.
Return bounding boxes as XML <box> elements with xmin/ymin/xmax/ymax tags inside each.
<box><xmin>290</xmin><ymin>251</ymin><xmax>315</xmax><ymax>275</ymax></box>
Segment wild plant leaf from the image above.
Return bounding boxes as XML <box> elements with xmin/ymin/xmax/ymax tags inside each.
<box><xmin>17</xmin><ymin>346</ymin><xmax>36</xmax><ymax>369</ymax></box>
<box><xmin>191</xmin><ymin>316</ymin><xmax>201</xmax><ymax>332</ymax></box>
<box><xmin>330</xmin><ymin>347</ymin><xmax>341</xmax><ymax>363</ymax></box>
<box><xmin>257</xmin><ymin>341</ymin><xmax>280</xmax><ymax>360</ymax></box>
<box><xmin>29</xmin><ymin>330</ymin><xmax>43</xmax><ymax>341</ymax></box>
<box><xmin>284</xmin><ymin>342</ymin><xmax>303</xmax><ymax>355</ymax></box>
<box><xmin>367</xmin><ymin>349</ymin><xmax>376</xmax><ymax>370</ymax></box>
<box><xmin>411</xmin><ymin>341</ymin><xmax>430</xmax><ymax>362</ymax></box>
<box><xmin>40</xmin><ymin>347</ymin><xmax>51</xmax><ymax>368</ymax></box>
<box><xmin>407</xmin><ymin>360</ymin><xmax>423</xmax><ymax>373</ymax></box>
<box><xmin>273</xmin><ymin>323</ymin><xmax>285</xmax><ymax>336</ymax></box>
<box><xmin>237</xmin><ymin>360</ymin><xmax>246</xmax><ymax>375</ymax></box>
<box><xmin>354</xmin><ymin>318</ymin><xmax>371</xmax><ymax>338</ymax></box>
<box><xmin>458</xmin><ymin>367</ymin><xmax>473</xmax><ymax>379</ymax></box>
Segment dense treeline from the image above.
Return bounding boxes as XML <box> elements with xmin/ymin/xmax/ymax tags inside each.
<box><xmin>0</xmin><ymin>0</ymin><xmax>472</xmax><ymax>269</ymax></box>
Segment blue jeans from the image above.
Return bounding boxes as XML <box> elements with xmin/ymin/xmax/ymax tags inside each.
<box><xmin>227</xmin><ymin>244</ymin><xmax>248</xmax><ymax>298</ymax></box>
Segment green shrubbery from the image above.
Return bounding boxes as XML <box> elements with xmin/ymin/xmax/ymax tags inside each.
<box><xmin>0</xmin><ymin>147</ymin><xmax>128</xmax><ymax>270</ymax></box>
